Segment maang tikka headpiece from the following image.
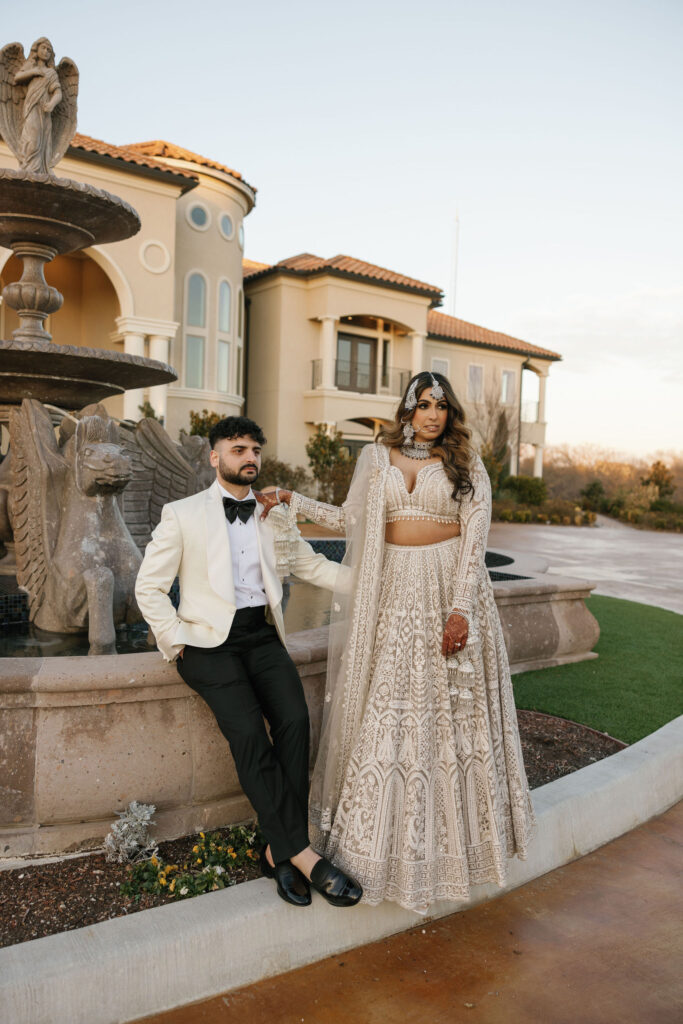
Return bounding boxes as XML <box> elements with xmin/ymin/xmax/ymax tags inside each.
<box><xmin>404</xmin><ymin>374</ymin><xmax>444</xmax><ymax>411</ymax></box>
<box><xmin>429</xmin><ymin>374</ymin><xmax>444</xmax><ymax>400</ymax></box>
<box><xmin>404</xmin><ymin>378</ymin><xmax>418</xmax><ymax>411</ymax></box>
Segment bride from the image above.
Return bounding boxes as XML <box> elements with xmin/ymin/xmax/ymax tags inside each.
<box><xmin>263</xmin><ymin>371</ymin><xmax>535</xmax><ymax>913</ymax></box>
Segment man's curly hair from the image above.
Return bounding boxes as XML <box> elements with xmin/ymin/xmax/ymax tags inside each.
<box><xmin>208</xmin><ymin>416</ymin><xmax>266</xmax><ymax>449</ymax></box>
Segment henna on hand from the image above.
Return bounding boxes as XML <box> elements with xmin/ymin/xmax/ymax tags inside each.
<box><xmin>442</xmin><ymin>612</ymin><xmax>469</xmax><ymax>657</ymax></box>
<box><xmin>254</xmin><ymin>487</ymin><xmax>292</xmax><ymax>520</ymax></box>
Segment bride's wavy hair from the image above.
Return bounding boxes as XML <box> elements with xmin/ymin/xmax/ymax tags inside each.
<box><xmin>378</xmin><ymin>370</ymin><xmax>475</xmax><ymax>498</ymax></box>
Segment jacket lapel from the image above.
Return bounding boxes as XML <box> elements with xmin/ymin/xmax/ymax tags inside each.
<box><xmin>205</xmin><ymin>481</ymin><xmax>235</xmax><ymax>605</ymax></box>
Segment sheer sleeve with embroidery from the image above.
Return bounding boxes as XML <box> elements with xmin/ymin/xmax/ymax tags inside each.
<box><xmin>288</xmin><ymin>492</ymin><xmax>346</xmax><ymax>534</ymax></box>
<box><xmin>450</xmin><ymin>455</ymin><xmax>492</xmax><ymax>620</ymax></box>
<box><xmin>288</xmin><ymin>444</ymin><xmax>375</xmax><ymax>536</ymax></box>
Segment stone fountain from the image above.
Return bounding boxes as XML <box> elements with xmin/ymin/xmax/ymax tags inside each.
<box><xmin>0</xmin><ymin>37</ymin><xmax>263</xmax><ymax>857</ymax></box>
<box><xmin>0</xmin><ymin>37</ymin><xmax>600</xmax><ymax>861</ymax></box>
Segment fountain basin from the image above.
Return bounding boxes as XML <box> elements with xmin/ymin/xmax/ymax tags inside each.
<box><xmin>0</xmin><ymin>568</ymin><xmax>599</xmax><ymax>859</ymax></box>
<box><xmin>0</xmin><ymin>170</ymin><xmax>140</xmax><ymax>253</ymax></box>
<box><xmin>0</xmin><ymin>339</ymin><xmax>176</xmax><ymax>407</ymax></box>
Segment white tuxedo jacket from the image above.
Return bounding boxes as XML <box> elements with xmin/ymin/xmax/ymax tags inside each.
<box><xmin>135</xmin><ymin>480</ymin><xmax>340</xmax><ymax>662</ymax></box>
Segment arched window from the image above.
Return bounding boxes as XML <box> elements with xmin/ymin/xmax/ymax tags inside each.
<box><xmin>235</xmin><ymin>289</ymin><xmax>245</xmax><ymax>395</ymax></box>
<box><xmin>218</xmin><ymin>280</ymin><xmax>231</xmax><ymax>334</ymax></box>
<box><xmin>185</xmin><ymin>272</ymin><xmax>207</xmax><ymax>389</ymax></box>
<box><xmin>217</xmin><ymin>280</ymin><xmax>232</xmax><ymax>393</ymax></box>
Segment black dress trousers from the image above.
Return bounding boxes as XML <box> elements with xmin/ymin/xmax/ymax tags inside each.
<box><xmin>176</xmin><ymin>606</ymin><xmax>310</xmax><ymax>863</ymax></box>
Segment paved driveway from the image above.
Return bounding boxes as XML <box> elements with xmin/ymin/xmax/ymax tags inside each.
<box><xmin>489</xmin><ymin>515</ymin><xmax>683</xmax><ymax>614</ymax></box>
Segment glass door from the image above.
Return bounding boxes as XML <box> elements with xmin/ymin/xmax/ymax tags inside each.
<box><xmin>336</xmin><ymin>334</ymin><xmax>376</xmax><ymax>393</ymax></box>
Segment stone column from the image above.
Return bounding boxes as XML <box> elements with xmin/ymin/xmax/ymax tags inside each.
<box><xmin>122</xmin><ymin>332</ymin><xmax>146</xmax><ymax>421</ymax></box>
<box><xmin>410</xmin><ymin>332</ymin><xmax>425</xmax><ymax>376</ymax></box>
<box><xmin>148</xmin><ymin>335</ymin><xmax>170</xmax><ymax>424</ymax></box>
<box><xmin>533</xmin><ymin>444</ymin><xmax>544</xmax><ymax>478</ymax></box>
<box><xmin>538</xmin><ymin>369</ymin><xmax>548</xmax><ymax>423</ymax></box>
<box><xmin>320</xmin><ymin>316</ymin><xmax>337</xmax><ymax>390</ymax></box>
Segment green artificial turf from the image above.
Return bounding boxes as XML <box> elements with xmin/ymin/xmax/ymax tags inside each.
<box><xmin>512</xmin><ymin>595</ymin><xmax>683</xmax><ymax>744</ymax></box>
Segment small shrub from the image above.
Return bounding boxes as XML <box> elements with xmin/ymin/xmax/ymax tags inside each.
<box><xmin>305</xmin><ymin>426</ymin><xmax>357</xmax><ymax>504</ymax></box>
<box><xmin>580</xmin><ymin>479</ymin><xmax>607</xmax><ymax>512</ymax></box>
<box><xmin>189</xmin><ymin>409</ymin><xmax>222</xmax><ymax>437</ymax></box>
<box><xmin>649</xmin><ymin>499</ymin><xmax>683</xmax><ymax>514</ymax></box>
<box><xmin>492</xmin><ymin>496</ymin><xmax>594</xmax><ymax>526</ymax></box>
<box><xmin>137</xmin><ymin>401</ymin><xmax>164</xmax><ymax>427</ymax></box>
<box><xmin>104</xmin><ymin>801</ymin><xmax>158</xmax><ymax>864</ymax></box>
<box><xmin>259</xmin><ymin>456</ymin><xmax>312</xmax><ymax>494</ymax></box>
<box><xmin>505</xmin><ymin>475</ymin><xmax>548</xmax><ymax>506</ymax></box>
<box><xmin>640</xmin><ymin>460</ymin><xmax>675</xmax><ymax>501</ymax></box>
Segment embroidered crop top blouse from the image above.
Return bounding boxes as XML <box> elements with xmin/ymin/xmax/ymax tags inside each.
<box><xmin>384</xmin><ymin>460</ymin><xmax>459</xmax><ymax>525</ymax></box>
<box><xmin>290</xmin><ymin>448</ymin><xmax>459</xmax><ymax>530</ymax></box>
<box><xmin>288</xmin><ymin>444</ymin><xmax>492</xmax><ymax>619</ymax></box>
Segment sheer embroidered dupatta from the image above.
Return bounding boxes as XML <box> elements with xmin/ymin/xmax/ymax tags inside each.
<box><xmin>306</xmin><ymin>443</ymin><xmax>390</xmax><ymax>835</ymax></box>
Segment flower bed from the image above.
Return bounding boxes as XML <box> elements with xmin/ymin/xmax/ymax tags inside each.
<box><xmin>0</xmin><ymin>712</ymin><xmax>626</xmax><ymax>949</ymax></box>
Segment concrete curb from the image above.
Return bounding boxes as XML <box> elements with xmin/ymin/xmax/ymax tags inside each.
<box><xmin>2</xmin><ymin>716</ymin><xmax>681</xmax><ymax>1024</ymax></box>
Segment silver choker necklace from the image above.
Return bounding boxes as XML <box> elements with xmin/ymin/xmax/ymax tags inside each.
<box><xmin>400</xmin><ymin>439</ymin><xmax>436</xmax><ymax>460</ymax></box>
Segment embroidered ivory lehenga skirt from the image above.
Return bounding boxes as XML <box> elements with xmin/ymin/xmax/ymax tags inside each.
<box><xmin>311</xmin><ymin>536</ymin><xmax>535</xmax><ymax>914</ymax></box>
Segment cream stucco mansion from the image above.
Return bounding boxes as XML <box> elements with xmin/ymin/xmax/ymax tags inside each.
<box><xmin>0</xmin><ymin>135</ymin><xmax>560</xmax><ymax>475</ymax></box>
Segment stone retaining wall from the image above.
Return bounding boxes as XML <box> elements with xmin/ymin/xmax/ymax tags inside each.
<box><xmin>0</xmin><ymin>571</ymin><xmax>599</xmax><ymax>858</ymax></box>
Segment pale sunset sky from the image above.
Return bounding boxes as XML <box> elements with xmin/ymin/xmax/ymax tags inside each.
<box><xmin>5</xmin><ymin>0</ymin><xmax>682</xmax><ymax>457</ymax></box>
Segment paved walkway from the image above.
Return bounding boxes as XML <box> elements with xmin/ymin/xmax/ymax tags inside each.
<box><xmin>489</xmin><ymin>517</ymin><xmax>683</xmax><ymax>614</ymax></box>
<box><xmin>136</xmin><ymin>802</ymin><xmax>682</xmax><ymax>1024</ymax></box>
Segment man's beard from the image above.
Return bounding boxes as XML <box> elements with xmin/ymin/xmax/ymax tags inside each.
<box><xmin>218</xmin><ymin>457</ymin><xmax>258</xmax><ymax>486</ymax></box>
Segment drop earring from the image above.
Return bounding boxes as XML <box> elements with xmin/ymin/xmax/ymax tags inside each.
<box><xmin>402</xmin><ymin>420</ymin><xmax>415</xmax><ymax>442</ymax></box>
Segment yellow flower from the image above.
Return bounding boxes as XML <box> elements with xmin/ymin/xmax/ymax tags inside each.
<box><xmin>192</xmin><ymin>845</ymin><xmax>199</xmax><ymax>853</ymax></box>
<box><xmin>150</xmin><ymin>856</ymin><xmax>158</xmax><ymax>867</ymax></box>
<box><xmin>199</xmin><ymin>832</ymin><xmax>205</xmax><ymax>839</ymax></box>
<box><xmin>230</xmin><ymin>851</ymin><xmax>237</xmax><ymax>859</ymax></box>
<box><xmin>196</xmin><ymin>858</ymin><xmax>202</xmax><ymax>865</ymax></box>
<box><xmin>159</xmin><ymin>877</ymin><xmax>167</xmax><ymax>886</ymax></box>
<box><xmin>169</xmin><ymin>879</ymin><xmax>176</xmax><ymax>893</ymax></box>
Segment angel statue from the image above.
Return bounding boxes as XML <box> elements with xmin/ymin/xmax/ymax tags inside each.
<box><xmin>0</xmin><ymin>37</ymin><xmax>78</xmax><ymax>175</ymax></box>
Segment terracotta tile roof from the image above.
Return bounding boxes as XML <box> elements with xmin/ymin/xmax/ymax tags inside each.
<box><xmin>243</xmin><ymin>258</ymin><xmax>272</xmax><ymax>276</ymax></box>
<box><xmin>126</xmin><ymin>140</ymin><xmax>255</xmax><ymax>193</ymax></box>
<box><xmin>244</xmin><ymin>252</ymin><xmax>442</xmax><ymax>302</ymax></box>
<box><xmin>428</xmin><ymin>310</ymin><xmax>561</xmax><ymax>361</ymax></box>
<box><xmin>68</xmin><ymin>133</ymin><xmax>198</xmax><ymax>190</ymax></box>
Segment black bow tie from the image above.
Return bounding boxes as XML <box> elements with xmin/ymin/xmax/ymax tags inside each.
<box><xmin>222</xmin><ymin>496</ymin><xmax>257</xmax><ymax>524</ymax></box>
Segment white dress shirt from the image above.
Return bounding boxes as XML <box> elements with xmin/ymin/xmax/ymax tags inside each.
<box><xmin>218</xmin><ymin>484</ymin><xmax>267</xmax><ymax>609</ymax></box>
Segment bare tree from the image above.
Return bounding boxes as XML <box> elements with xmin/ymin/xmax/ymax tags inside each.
<box><xmin>466</xmin><ymin>382</ymin><xmax>519</xmax><ymax>493</ymax></box>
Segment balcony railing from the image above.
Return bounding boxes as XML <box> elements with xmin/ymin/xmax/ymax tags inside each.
<box><xmin>311</xmin><ymin>360</ymin><xmax>411</xmax><ymax>396</ymax></box>
<box><xmin>521</xmin><ymin>400</ymin><xmax>539</xmax><ymax>423</ymax></box>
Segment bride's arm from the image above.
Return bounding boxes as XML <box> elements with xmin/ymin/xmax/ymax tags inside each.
<box><xmin>288</xmin><ymin>491</ymin><xmax>346</xmax><ymax>534</ymax></box>
<box><xmin>449</xmin><ymin>454</ymin><xmax>492</xmax><ymax>621</ymax></box>
<box><xmin>259</xmin><ymin>444</ymin><xmax>375</xmax><ymax>536</ymax></box>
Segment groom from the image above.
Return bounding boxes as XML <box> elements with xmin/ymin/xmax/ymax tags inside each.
<box><xmin>135</xmin><ymin>416</ymin><xmax>361</xmax><ymax>908</ymax></box>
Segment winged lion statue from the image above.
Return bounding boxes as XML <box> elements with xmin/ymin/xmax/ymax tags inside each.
<box><xmin>7</xmin><ymin>400</ymin><xmax>301</xmax><ymax>655</ymax></box>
